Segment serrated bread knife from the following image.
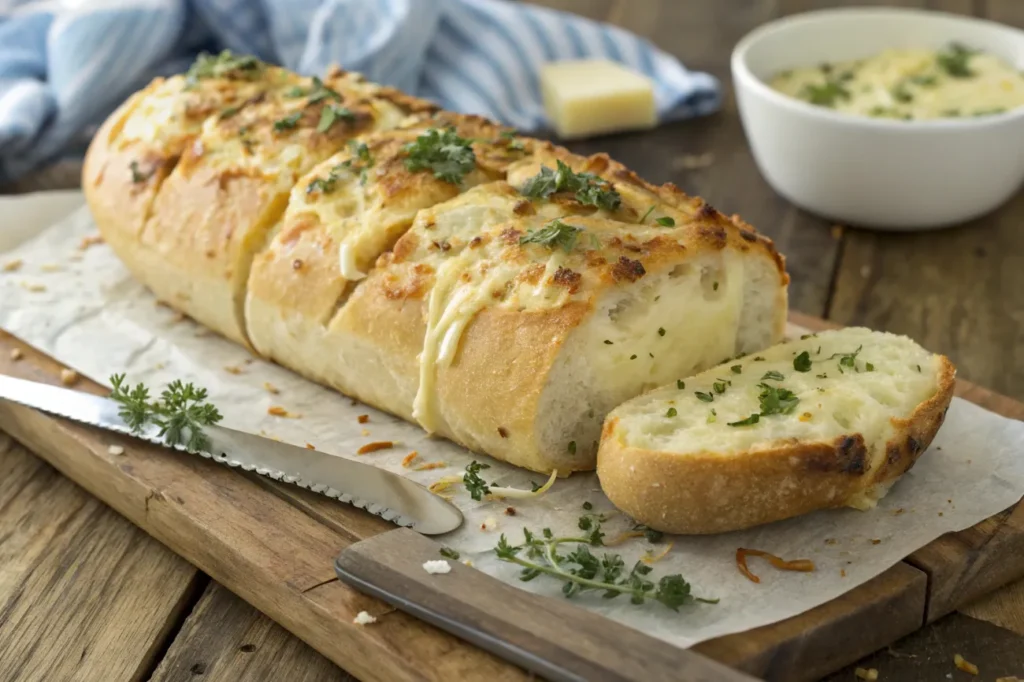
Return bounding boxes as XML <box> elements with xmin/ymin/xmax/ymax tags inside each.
<box><xmin>0</xmin><ymin>374</ymin><xmax>463</xmax><ymax>535</ymax></box>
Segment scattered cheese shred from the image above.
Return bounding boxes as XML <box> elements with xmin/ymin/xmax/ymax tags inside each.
<box><xmin>352</xmin><ymin>611</ymin><xmax>377</xmax><ymax>625</ymax></box>
<box><xmin>422</xmin><ymin>560</ymin><xmax>451</xmax><ymax>575</ymax></box>
<box><xmin>107</xmin><ymin>445</ymin><xmax>125</xmax><ymax>456</ymax></box>
<box><xmin>224</xmin><ymin>365</ymin><xmax>243</xmax><ymax>375</ymax></box>
<box><xmin>487</xmin><ymin>468</ymin><xmax>558</xmax><ymax>500</ymax></box>
<box><xmin>22</xmin><ymin>282</ymin><xmax>46</xmax><ymax>292</ymax></box>
<box><xmin>954</xmin><ymin>654</ymin><xmax>978</xmax><ymax>675</ymax></box>
<box><xmin>641</xmin><ymin>541</ymin><xmax>674</xmax><ymax>565</ymax></box>
<box><xmin>428</xmin><ymin>475</ymin><xmax>462</xmax><ymax>493</ymax></box>
<box><xmin>415</xmin><ymin>461</ymin><xmax>447</xmax><ymax>472</ymax></box>
<box><xmin>357</xmin><ymin>441</ymin><xmax>393</xmax><ymax>454</ymax></box>
<box><xmin>736</xmin><ymin>548</ymin><xmax>816</xmax><ymax>583</ymax></box>
<box><xmin>604</xmin><ymin>530</ymin><xmax>647</xmax><ymax>547</ymax></box>
<box><xmin>78</xmin><ymin>234</ymin><xmax>104</xmax><ymax>251</ymax></box>
<box><xmin>2</xmin><ymin>258</ymin><xmax>24</xmax><ymax>272</ymax></box>
<box><xmin>854</xmin><ymin>668</ymin><xmax>878</xmax><ymax>681</ymax></box>
<box><xmin>267</xmin><ymin>406</ymin><xmax>301</xmax><ymax>418</ymax></box>
<box><xmin>401</xmin><ymin>451</ymin><xmax>419</xmax><ymax>468</ymax></box>
<box><xmin>263</xmin><ymin>382</ymin><xmax>280</xmax><ymax>394</ymax></box>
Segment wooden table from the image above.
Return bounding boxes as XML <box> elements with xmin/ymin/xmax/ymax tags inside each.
<box><xmin>2</xmin><ymin>0</ymin><xmax>1024</xmax><ymax>680</ymax></box>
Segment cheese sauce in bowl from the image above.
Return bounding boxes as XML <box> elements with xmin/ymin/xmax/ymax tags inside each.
<box><xmin>770</xmin><ymin>44</ymin><xmax>1024</xmax><ymax>120</ymax></box>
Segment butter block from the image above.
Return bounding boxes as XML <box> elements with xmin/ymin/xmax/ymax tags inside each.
<box><xmin>540</xmin><ymin>60</ymin><xmax>657</xmax><ymax>139</ymax></box>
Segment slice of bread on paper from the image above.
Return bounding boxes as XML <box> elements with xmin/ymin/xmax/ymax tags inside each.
<box><xmin>597</xmin><ymin>327</ymin><xmax>956</xmax><ymax>534</ymax></box>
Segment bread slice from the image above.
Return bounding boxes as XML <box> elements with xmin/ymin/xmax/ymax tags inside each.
<box><xmin>597</xmin><ymin>328</ymin><xmax>956</xmax><ymax>533</ymax></box>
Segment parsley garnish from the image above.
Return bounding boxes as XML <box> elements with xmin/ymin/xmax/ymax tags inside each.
<box><xmin>937</xmin><ymin>43</ymin><xmax>975</xmax><ymax>78</ymax></box>
<box><xmin>676</xmin><ymin>380</ymin><xmax>685</xmax><ymax>390</ymax></box>
<box><xmin>495</xmin><ymin>521</ymin><xmax>714</xmax><ymax>610</ymax></box>
<box><xmin>317</xmin><ymin>104</ymin><xmax>355</xmax><ymax>133</ymax></box>
<box><xmin>185</xmin><ymin>51</ymin><xmax>264</xmax><ymax>89</ymax></box>
<box><xmin>306</xmin><ymin>140</ymin><xmax>375</xmax><ymax>195</ymax></box>
<box><xmin>308</xmin><ymin>76</ymin><xmax>342</xmax><ymax>104</ymax></box>
<box><xmin>519</xmin><ymin>219</ymin><xmax>582</xmax><ymax>252</ymax></box>
<box><xmin>402</xmin><ymin>127</ymin><xmax>476</xmax><ymax>184</ymax></box>
<box><xmin>728</xmin><ymin>414</ymin><xmax>760</xmax><ymax>427</ymax></box>
<box><xmin>108</xmin><ymin>374</ymin><xmax>223</xmax><ymax>452</ymax></box>
<box><xmin>568</xmin><ymin>441</ymin><xmax>577</xmax><ymax>455</ymax></box>
<box><xmin>793</xmin><ymin>351</ymin><xmax>812</xmax><ymax>372</ymax></box>
<box><xmin>695</xmin><ymin>391</ymin><xmax>714</xmax><ymax>403</ymax></box>
<box><xmin>463</xmin><ymin>460</ymin><xmax>492</xmax><ymax>501</ymax></box>
<box><xmin>666</xmin><ymin>407</ymin><xmax>678</xmax><ymax>418</ymax></box>
<box><xmin>731</xmin><ymin>365</ymin><xmax>742</xmax><ymax>374</ymax></box>
<box><xmin>631</xmin><ymin>523</ymin><xmax>664</xmax><ymax>543</ymax></box>
<box><xmin>439</xmin><ymin>547</ymin><xmax>460</xmax><ymax>560</ymax></box>
<box><xmin>758</xmin><ymin>383</ymin><xmax>800</xmax><ymax>416</ymax></box>
<box><xmin>273</xmin><ymin>112</ymin><xmax>302</xmax><ymax>132</ymax></box>
<box><xmin>498</xmin><ymin>130</ymin><xmax>526</xmax><ymax>151</ymax></box>
<box><xmin>761</xmin><ymin>370</ymin><xmax>785</xmax><ymax>381</ymax></box>
<box><xmin>520</xmin><ymin>160</ymin><xmax>621</xmax><ymax>211</ymax></box>
<box><xmin>658</xmin><ymin>327</ymin><xmax>666</xmax><ymax>337</ymax></box>
<box><xmin>799</xmin><ymin>80</ymin><xmax>851</xmax><ymax>107</ymax></box>
<box><xmin>713</xmin><ymin>380</ymin><xmax>727</xmax><ymax>394</ymax></box>
<box><xmin>830</xmin><ymin>346</ymin><xmax>863</xmax><ymax>373</ymax></box>
<box><xmin>655</xmin><ymin>216</ymin><xmax>675</xmax><ymax>227</ymax></box>
<box><xmin>582</xmin><ymin>501</ymin><xmax>593</xmax><ymax>511</ymax></box>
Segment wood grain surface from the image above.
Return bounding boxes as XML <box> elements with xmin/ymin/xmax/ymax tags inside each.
<box><xmin>0</xmin><ymin>432</ymin><xmax>201</xmax><ymax>682</ymax></box>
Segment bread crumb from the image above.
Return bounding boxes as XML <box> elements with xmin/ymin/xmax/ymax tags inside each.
<box><xmin>78</xmin><ymin>234</ymin><xmax>104</xmax><ymax>251</ymax></box>
<box><xmin>938</xmin><ymin>512</ymin><xmax>944</xmax><ymax>516</ymax></box>
<box><xmin>224</xmin><ymin>365</ymin><xmax>244</xmax><ymax>375</ymax></box>
<box><xmin>480</xmin><ymin>517</ymin><xmax>497</xmax><ymax>531</ymax></box>
<box><xmin>40</xmin><ymin>263</ymin><xmax>62</xmax><ymax>272</ymax></box>
<box><xmin>870</xmin><ymin>539</ymin><xmax>881</xmax><ymax>545</ymax></box>
<box><xmin>954</xmin><ymin>654</ymin><xmax>978</xmax><ymax>675</ymax></box>
<box><xmin>9</xmin><ymin>348</ymin><xmax>23</xmax><ymax>361</ymax></box>
<box><xmin>401</xmin><ymin>452</ymin><xmax>419</xmax><ymax>467</ymax></box>
<box><xmin>107</xmin><ymin>445</ymin><xmax>125</xmax><ymax>456</ymax></box>
<box><xmin>417</xmin><ymin>461</ymin><xmax>447</xmax><ymax>472</ymax></box>
<box><xmin>357</xmin><ymin>414</ymin><xmax>369</xmax><ymax>424</ymax></box>
<box><xmin>60</xmin><ymin>369</ymin><xmax>79</xmax><ymax>386</ymax></box>
<box><xmin>831</xmin><ymin>225</ymin><xmax>844</xmax><ymax>240</ymax></box>
<box><xmin>854</xmin><ymin>668</ymin><xmax>878</xmax><ymax>681</ymax></box>
<box><xmin>267</xmin><ymin>406</ymin><xmax>300</xmax><ymax>418</ymax></box>
<box><xmin>892</xmin><ymin>508</ymin><xmax>905</xmax><ymax>515</ymax></box>
<box><xmin>3</xmin><ymin>258</ymin><xmax>24</xmax><ymax>272</ymax></box>
<box><xmin>263</xmin><ymin>382</ymin><xmax>279</xmax><ymax>394</ymax></box>
<box><xmin>504</xmin><ymin>506</ymin><xmax>516</xmax><ymax>516</ymax></box>
<box><xmin>357</xmin><ymin>441</ymin><xmax>393</xmax><ymax>454</ymax></box>
<box><xmin>840</xmin><ymin>569</ymin><xmax>847</xmax><ymax>577</ymax></box>
<box><xmin>361</xmin><ymin>428</ymin><xmax>370</xmax><ymax>437</ymax></box>
<box><xmin>422</xmin><ymin>560</ymin><xmax>451</xmax><ymax>575</ymax></box>
<box><xmin>305</xmin><ymin>443</ymin><xmax>316</xmax><ymax>450</ymax></box>
<box><xmin>352</xmin><ymin>611</ymin><xmax>377</xmax><ymax>625</ymax></box>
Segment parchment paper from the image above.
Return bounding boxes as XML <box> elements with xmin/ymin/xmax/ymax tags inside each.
<box><xmin>2</xmin><ymin>199</ymin><xmax>1024</xmax><ymax>649</ymax></box>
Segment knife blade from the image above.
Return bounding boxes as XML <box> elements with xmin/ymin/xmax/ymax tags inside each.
<box><xmin>0</xmin><ymin>373</ymin><xmax>463</xmax><ymax>535</ymax></box>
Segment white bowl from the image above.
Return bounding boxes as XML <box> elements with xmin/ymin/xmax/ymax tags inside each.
<box><xmin>731</xmin><ymin>7</ymin><xmax>1024</xmax><ymax>230</ymax></box>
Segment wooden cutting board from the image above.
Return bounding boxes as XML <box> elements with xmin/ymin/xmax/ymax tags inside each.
<box><xmin>0</xmin><ymin>311</ymin><xmax>1021</xmax><ymax>682</ymax></box>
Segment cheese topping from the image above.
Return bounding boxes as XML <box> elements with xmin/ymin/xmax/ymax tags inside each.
<box><xmin>770</xmin><ymin>44</ymin><xmax>1024</xmax><ymax>120</ymax></box>
<box><xmin>338</xmin><ymin>242</ymin><xmax>366</xmax><ymax>281</ymax></box>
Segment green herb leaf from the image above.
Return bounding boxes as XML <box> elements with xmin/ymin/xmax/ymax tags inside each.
<box><xmin>937</xmin><ymin>42</ymin><xmax>975</xmax><ymax>78</ymax></box>
<box><xmin>658</xmin><ymin>327</ymin><xmax>666</xmax><ymax>337</ymax></box>
<box><xmin>728</xmin><ymin>413</ymin><xmax>760</xmax><ymax>427</ymax></box>
<box><xmin>273</xmin><ymin>112</ymin><xmax>303</xmax><ymax>132</ymax></box>
<box><xmin>568</xmin><ymin>440</ymin><xmax>577</xmax><ymax>455</ymax></box>
<box><xmin>793</xmin><ymin>351</ymin><xmax>812</xmax><ymax>372</ymax></box>
<box><xmin>109</xmin><ymin>374</ymin><xmax>155</xmax><ymax>433</ymax></box>
<box><xmin>316</xmin><ymin>104</ymin><xmax>355</xmax><ymax>133</ymax></box>
<box><xmin>498</xmin><ymin>130</ymin><xmax>526</xmax><ymax>151</ymax></box>
<box><xmin>666</xmin><ymin>407</ymin><xmax>678</xmax><ymax>418</ymax></box>
<box><xmin>655</xmin><ymin>216</ymin><xmax>675</xmax><ymax>227</ymax></box>
<box><xmin>639</xmin><ymin>205</ymin><xmax>656</xmax><ymax>224</ymax></box>
<box><xmin>185</xmin><ymin>50</ymin><xmax>264</xmax><ymax>89</ymax></box>
<box><xmin>520</xmin><ymin>160</ymin><xmax>621</xmax><ymax>211</ymax></box>
<box><xmin>695</xmin><ymin>391</ymin><xmax>714</xmax><ymax>403</ymax></box>
<box><xmin>713</xmin><ymin>381</ymin><xmax>727</xmax><ymax>394</ymax></box>
<box><xmin>519</xmin><ymin>219</ymin><xmax>583</xmax><ymax>253</ymax></box>
<box><xmin>402</xmin><ymin>127</ymin><xmax>476</xmax><ymax>184</ymax></box>
<box><xmin>153</xmin><ymin>380</ymin><xmax>223</xmax><ymax>452</ymax></box>
<box><xmin>582</xmin><ymin>501</ymin><xmax>593</xmax><ymax>511</ymax></box>
<box><xmin>799</xmin><ymin>80</ymin><xmax>851</xmax><ymax>107</ymax></box>
<box><xmin>676</xmin><ymin>380</ymin><xmax>685</xmax><ymax>390</ymax></box>
<box><xmin>463</xmin><ymin>460</ymin><xmax>492</xmax><ymax>501</ymax></box>
<box><xmin>307</xmin><ymin>76</ymin><xmax>342</xmax><ymax>104</ymax></box>
<box><xmin>761</xmin><ymin>370</ymin><xmax>785</xmax><ymax>381</ymax></box>
<box><xmin>439</xmin><ymin>547</ymin><xmax>460</xmax><ymax>560</ymax></box>
<box><xmin>758</xmin><ymin>383</ymin><xmax>800</xmax><ymax>416</ymax></box>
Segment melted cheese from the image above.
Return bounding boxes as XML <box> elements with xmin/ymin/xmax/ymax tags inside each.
<box><xmin>338</xmin><ymin>243</ymin><xmax>366</xmax><ymax>280</ymax></box>
<box><xmin>770</xmin><ymin>46</ymin><xmax>1024</xmax><ymax>120</ymax></box>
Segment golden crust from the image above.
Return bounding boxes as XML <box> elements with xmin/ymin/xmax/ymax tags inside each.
<box><xmin>596</xmin><ymin>356</ymin><xmax>957</xmax><ymax>534</ymax></box>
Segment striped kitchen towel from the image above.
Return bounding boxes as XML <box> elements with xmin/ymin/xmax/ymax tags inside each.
<box><xmin>0</xmin><ymin>0</ymin><xmax>720</xmax><ymax>183</ymax></box>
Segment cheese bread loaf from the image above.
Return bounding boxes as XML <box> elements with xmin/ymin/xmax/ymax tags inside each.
<box><xmin>83</xmin><ymin>51</ymin><xmax>790</xmax><ymax>473</ymax></box>
<box><xmin>597</xmin><ymin>328</ymin><xmax>956</xmax><ymax>533</ymax></box>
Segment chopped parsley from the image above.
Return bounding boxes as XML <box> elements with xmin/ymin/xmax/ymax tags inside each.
<box><xmin>731</xmin><ymin>365</ymin><xmax>742</xmax><ymax>374</ymax></box>
<box><xmin>666</xmin><ymin>407</ymin><xmax>678</xmax><ymax>418</ymax></box>
<box><xmin>707</xmin><ymin>409</ymin><xmax>717</xmax><ymax>424</ymax></box>
<box><xmin>498</xmin><ymin>130</ymin><xmax>526</xmax><ymax>151</ymax></box>
<box><xmin>712</xmin><ymin>380</ymin><xmax>727</xmax><ymax>394</ymax></box>
<box><xmin>273</xmin><ymin>112</ymin><xmax>302</xmax><ymax>132</ymax></box>
<box><xmin>185</xmin><ymin>51</ymin><xmax>264</xmax><ymax>89</ymax></box>
<box><xmin>758</xmin><ymin>383</ymin><xmax>800</xmax><ymax>416</ymax></box>
<box><xmin>830</xmin><ymin>346</ymin><xmax>863</xmax><ymax>373</ymax></box>
<box><xmin>866</xmin><ymin>362</ymin><xmax>875</xmax><ymax>372</ymax></box>
<box><xmin>655</xmin><ymin>216</ymin><xmax>676</xmax><ymax>227</ymax></box>
<box><xmin>761</xmin><ymin>370</ymin><xmax>785</xmax><ymax>381</ymax></box>
<box><xmin>695</xmin><ymin>391</ymin><xmax>714</xmax><ymax>403</ymax></box>
<box><xmin>439</xmin><ymin>547</ymin><xmax>460</xmax><ymax>560</ymax></box>
<box><xmin>728</xmin><ymin>413</ymin><xmax>760</xmax><ymax>427</ymax></box>
<box><xmin>937</xmin><ymin>42</ymin><xmax>975</xmax><ymax>78</ymax></box>
<box><xmin>463</xmin><ymin>460</ymin><xmax>492</xmax><ymax>501</ymax></box>
<box><xmin>316</xmin><ymin>104</ymin><xmax>355</xmax><ymax>133</ymax></box>
<box><xmin>793</xmin><ymin>351</ymin><xmax>812</xmax><ymax>372</ymax></box>
<box><xmin>519</xmin><ymin>219</ymin><xmax>582</xmax><ymax>252</ymax></box>
<box><xmin>307</xmin><ymin>76</ymin><xmax>343</xmax><ymax>104</ymax></box>
<box><xmin>520</xmin><ymin>160</ymin><xmax>621</xmax><ymax>211</ymax></box>
<box><xmin>799</xmin><ymin>80</ymin><xmax>851</xmax><ymax>107</ymax></box>
<box><xmin>307</xmin><ymin>140</ymin><xmax>375</xmax><ymax>194</ymax></box>
<box><xmin>568</xmin><ymin>441</ymin><xmax>577</xmax><ymax>455</ymax></box>
<box><xmin>676</xmin><ymin>380</ymin><xmax>685</xmax><ymax>390</ymax></box>
<box><xmin>891</xmin><ymin>83</ymin><xmax>914</xmax><ymax>103</ymax></box>
<box><xmin>658</xmin><ymin>327</ymin><xmax>666</xmax><ymax>337</ymax></box>
<box><xmin>402</xmin><ymin>127</ymin><xmax>476</xmax><ymax>184</ymax></box>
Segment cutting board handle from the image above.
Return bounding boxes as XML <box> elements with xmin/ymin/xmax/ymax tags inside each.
<box><xmin>335</xmin><ymin>528</ymin><xmax>759</xmax><ymax>682</ymax></box>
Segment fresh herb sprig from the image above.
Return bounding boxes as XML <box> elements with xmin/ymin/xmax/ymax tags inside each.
<box><xmin>519</xmin><ymin>219</ymin><xmax>583</xmax><ymax>252</ymax></box>
<box><xmin>108</xmin><ymin>374</ymin><xmax>223</xmax><ymax>452</ymax></box>
<box><xmin>520</xmin><ymin>160</ymin><xmax>621</xmax><ymax>211</ymax></box>
<box><xmin>494</xmin><ymin>519</ymin><xmax>714</xmax><ymax>611</ymax></box>
<box><xmin>937</xmin><ymin>42</ymin><xmax>975</xmax><ymax>78</ymax></box>
<box><xmin>185</xmin><ymin>51</ymin><xmax>265</xmax><ymax>88</ymax></box>
<box><xmin>463</xmin><ymin>460</ymin><xmax>492</xmax><ymax>501</ymax></box>
<box><xmin>402</xmin><ymin>127</ymin><xmax>476</xmax><ymax>184</ymax></box>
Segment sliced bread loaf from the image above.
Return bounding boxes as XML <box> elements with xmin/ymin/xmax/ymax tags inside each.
<box><xmin>596</xmin><ymin>327</ymin><xmax>956</xmax><ymax>534</ymax></box>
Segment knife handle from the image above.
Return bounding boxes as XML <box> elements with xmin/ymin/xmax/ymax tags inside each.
<box><xmin>334</xmin><ymin>528</ymin><xmax>758</xmax><ymax>682</ymax></box>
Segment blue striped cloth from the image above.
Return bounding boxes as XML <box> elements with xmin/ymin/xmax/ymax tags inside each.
<box><xmin>0</xmin><ymin>0</ymin><xmax>720</xmax><ymax>183</ymax></box>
